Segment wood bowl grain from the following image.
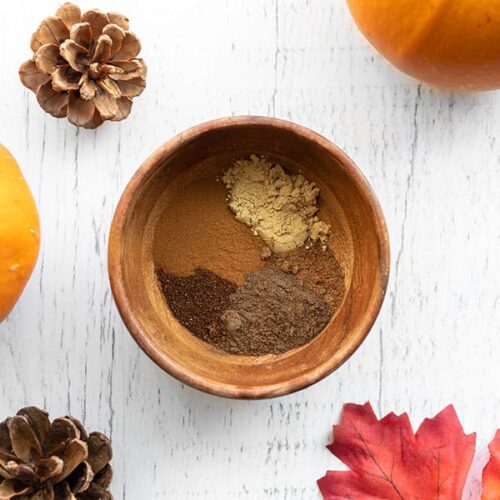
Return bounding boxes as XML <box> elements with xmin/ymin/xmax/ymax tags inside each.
<box><xmin>108</xmin><ymin>116</ymin><xmax>390</xmax><ymax>399</ymax></box>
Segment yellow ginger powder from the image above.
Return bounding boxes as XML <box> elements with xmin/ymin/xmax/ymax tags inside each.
<box><xmin>222</xmin><ymin>155</ymin><xmax>330</xmax><ymax>253</ymax></box>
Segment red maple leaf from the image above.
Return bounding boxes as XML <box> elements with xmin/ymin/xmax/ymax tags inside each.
<box><xmin>482</xmin><ymin>430</ymin><xmax>500</xmax><ymax>499</ymax></box>
<box><xmin>318</xmin><ymin>402</ymin><xmax>476</xmax><ymax>499</ymax></box>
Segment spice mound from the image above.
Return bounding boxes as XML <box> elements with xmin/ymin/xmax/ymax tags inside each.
<box><xmin>222</xmin><ymin>155</ymin><xmax>330</xmax><ymax>253</ymax></box>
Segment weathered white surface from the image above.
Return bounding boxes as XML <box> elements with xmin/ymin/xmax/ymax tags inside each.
<box><xmin>1</xmin><ymin>0</ymin><xmax>500</xmax><ymax>498</ymax></box>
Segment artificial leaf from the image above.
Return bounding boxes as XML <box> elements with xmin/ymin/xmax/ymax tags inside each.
<box><xmin>318</xmin><ymin>402</ymin><xmax>476</xmax><ymax>499</ymax></box>
<box><xmin>482</xmin><ymin>430</ymin><xmax>500</xmax><ymax>499</ymax></box>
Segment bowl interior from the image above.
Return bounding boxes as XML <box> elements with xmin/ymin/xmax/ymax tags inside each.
<box><xmin>111</xmin><ymin>121</ymin><xmax>388</xmax><ymax>398</ymax></box>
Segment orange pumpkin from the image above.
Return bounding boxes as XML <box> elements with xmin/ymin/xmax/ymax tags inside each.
<box><xmin>0</xmin><ymin>144</ymin><xmax>40</xmax><ymax>323</ymax></box>
<box><xmin>347</xmin><ymin>0</ymin><xmax>500</xmax><ymax>91</ymax></box>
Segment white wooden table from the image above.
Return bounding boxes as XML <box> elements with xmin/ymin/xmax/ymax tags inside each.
<box><xmin>1</xmin><ymin>1</ymin><xmax>499</xmax><ymax>498</ymax></box>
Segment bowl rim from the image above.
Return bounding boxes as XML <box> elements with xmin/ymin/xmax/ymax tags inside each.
<box><xmin>108</xmin><ymin>115</ymin><xmax>390</xmax><ymax>399</ymax></box>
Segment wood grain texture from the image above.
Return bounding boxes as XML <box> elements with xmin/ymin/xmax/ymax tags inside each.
<box><xmin>0</xmin><ymin>0</ymin><xmax>499</xmax><ymax>498</ymax></box>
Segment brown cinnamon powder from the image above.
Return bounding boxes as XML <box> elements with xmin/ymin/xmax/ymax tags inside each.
<box><xmin>153</xmin><ymin>176</ymin><xmax>264</xmax><ymax>285</ymax></box>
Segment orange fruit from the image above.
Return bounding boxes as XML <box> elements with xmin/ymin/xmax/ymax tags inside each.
<box><xmin>0</xmin><ymin>144</ymin><xmax>40</xmax><ymax>323</ymax></box>
<box><xmin>347</xmin><ymin>0</ymin><xmax>500</xmax><ymax>91</ymax></box>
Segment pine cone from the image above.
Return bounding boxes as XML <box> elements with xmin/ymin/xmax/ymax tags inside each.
<box><xmin>19</xmin><ymin>3</ymin><xmax>147</xmax><ymax>129</ymax></box>
<box><xmin>0</xmin><ymin>407</ymin><xmax>113</xmax><ymax>499</ymax></box>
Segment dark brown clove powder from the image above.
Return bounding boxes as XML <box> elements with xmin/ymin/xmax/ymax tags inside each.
<box><xmin>156</xmin><ymin>268</ymin><xmax>237</xmax><ymax>343</ymax></box>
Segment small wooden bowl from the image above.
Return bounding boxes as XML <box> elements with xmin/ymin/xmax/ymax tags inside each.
<box><xmin>108</xmin><ymin>117</ymin><xmax>390</xmax><ymax>399</ymax></box>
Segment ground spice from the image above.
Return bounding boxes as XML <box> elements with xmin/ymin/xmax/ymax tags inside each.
<box><xmin>222</xmin><ymin>155</ymin><xmax>331</xmax><ymax>253</ymax></box>
<box><xmin>220</xmin><ymin>265</ymin><xmax>331</xmax><ymax>356</ymax></box>
<box><xmin>270</xmin><ymin>243</ymin><xmax>346</xmax><ymax>312</ymax></box>
<box><xmin>157</xmin><ymin>265</ymin><xmax>331</xmax><ymax>356</ymax></box>
<box><xmin>154</xmin><ymin>163</ymin><xmax>341</xmax><ymax>357</ymax></box>
<box><xmin>156</xmin><ymin>268</ymin><xmax>237</xmax><ymax>343</ymax></box>
<box><xmin>153</xmin><ymin>176</ymin><xmax>264</xmax><ymax>285</ymax></box>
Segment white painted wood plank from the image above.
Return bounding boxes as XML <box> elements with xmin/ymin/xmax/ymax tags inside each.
<box><xmin>1</xmin><ymin>0</ymin><xmax>499</xmax><ymax>498</ymax></box>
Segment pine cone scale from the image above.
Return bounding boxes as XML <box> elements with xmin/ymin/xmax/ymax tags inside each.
<box><xmin>0</xmin><ymin>422</ymin><xmax>11</xmax><ymax>454</ymax></box>
<box><xmin>84</xmin><ymin>434</ymin><xmax>111</xmax><ymax>476</ymax></box>
<box><xmin>112</xmin><ymin>32</ymin><xmax>140</xmax><ymax>61</ymax></box>
<box><xmin>0</xmin><ymin>478</ymin><xmax>32</xmax><ymax>498</ymax></box>
<box><xmin>107</xmin><ymin>12</ymin><xmax>129</xmax><ymax>31</ymax></box>
<box><xmin>115</xmin><ymin>78</ymin><xmax>146</xmax><ymax>98</ymax></box>
<box><xmin>93</xmin><ymin>36</ymin><xmax>112</xmax><ymax>64</ymax></box>
<box><xmin>15</xmin><ymin>410</ymin><xmax>50</xmax><ymax>459</ymax></box>
<box><xmin>68</xmin><ymin>462</ymin><xmax>93</xmax><ymax>494</ymax></box>
<box><xmin>67</xmin><ymin>95</ymin><xmax>95</xmax><ymax>127</ymax></box>
<box><xmin>31</xmin><ymin>17</ymin><xmax>70</xmax><ymax>52</ymax></box>
<box><xmin>43</xmin><ymin>418</ymin><xmax>79</xmax><ymax>458</ymax></box>
<box><xmin>59</xmin><ymin>40</ymin><xmax>88</xmax><ymax>73</ymax></box>
<box><xmin>81</xmin><ymin>10</ymin><xmax>109</xmax><ymax>39</ymax></box>
<box><xmin>93</xmin><ymin>91</ymin><xmax>118</xmax><ymax>120</ymax></box>
<box><xmin>18</xmin><ymin>61</ymin><xmax>50</xmax><ymax>93</ymax></box>
<box><xmin>102</xmin><ymin>25</ymin><xmax>125</xmax><ymax>57</ymax></box>
<box><xmin>7</xmin><ymin>417</ymin><xmax>42</xmax><ymax>464</ymax></box>
<box><xmin>57</xmin><ymin>439</ymin><xmax>88</xmax><ymax>482</ymax></box>
<box><xmin>52</xmin><ymin>67</ymin><xmax>81</xmax><ymax>93</ymax></box>
<box><xmin>92</xmin><ymin>465</ymin><xmax>111</xmax><ymax>490</ymax></box>
<box><xmin>56</xmin><ymin>3</ymin><xmax>82</xmax><ymax>30</ymax></box>
<box><xmin>0</xmin><ymin>468</ymin><xmax>12</xmax><ymax>482</ymax></box>
<box><xmin>110</xmin><ymin>98</ymin><xmax>132</xmax><ymax>122</ymax></box>
<box><xmin>4</xmin><ymin>461</ymin><xmax>37</xmax><ymax>484</ymax></box>
<box><xmin>36</xmin><ymin>81</ymin><xmax>69</xmax><ymax>117</ymax></box>
<box><xmin>70</xmin><ymin>23</ymin><xmax>92</xmax><ymax>50</ymax></box>
<box><xmin>110</xmin><ymin>59</ymin><xmax>146</xmax><ymax>81</ymax></box>
<box><xmin>54</xmin><ymin>482</ymin><xmax>76</xmax><ymax>500</ymax></box>
<box><xmin>34</xmin><ymin>457</ymin><xmax>64</xmax><ymax>484</ymax></box>
<box><xmin>98</xmin><ymin>79</ymin><xmax>120</xmax><ymax>99</ymax></box>
<box><xmin>34</xmin><ymin>44</ymin><xmax>61</xmax><ymax>75</ymax></box>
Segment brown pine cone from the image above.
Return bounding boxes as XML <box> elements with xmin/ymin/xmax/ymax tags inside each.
<box><xmin>0</xmin><ymin>407</ymin><xmax>113</xmax><ymax>499</ymax></box>
<box><xmin>19</xmin><ymin>3</ymin><xmax>147</xmax><ymax>129</ymax></box>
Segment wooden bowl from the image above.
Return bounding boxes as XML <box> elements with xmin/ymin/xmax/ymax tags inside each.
<box><xmin>108</xmin><ymin>117</ymin><xmax>390</xmax><ymax>399</ymax></box>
